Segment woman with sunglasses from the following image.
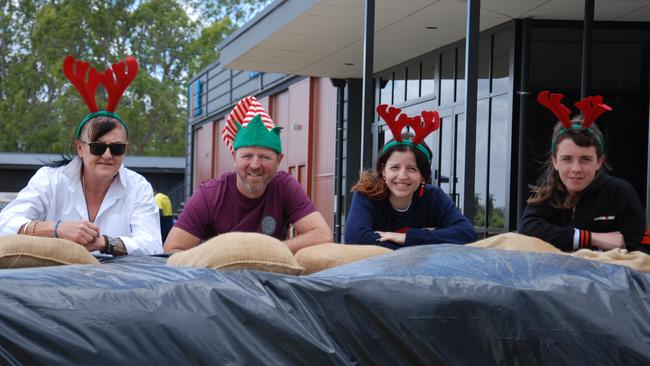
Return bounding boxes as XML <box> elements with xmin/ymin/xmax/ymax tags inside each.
<box><xmin>0</xmin><ymin>114</ymin><xmax>162</xmax><ymax>256</ymax></box>
<box><xmin>0</xmin><ymin>56</ymin><xmax>162</xmax><ymax>256</ymax></box>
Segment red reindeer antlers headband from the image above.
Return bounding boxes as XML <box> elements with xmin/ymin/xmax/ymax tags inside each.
<box><xmin>63</xmin><ymin>55</ymin><xmax>138</xmax><ymax>113</ymax></box>
<box><xmin>537</xmin><ymin>91</ymin><xmax>611</xmax><ymax>129</ymax></box>
<box><xmin>537</xmin><ymin>90</ymin><xmax>611</xmax><ymax>153</ymax></box>
<box><xmin>63</xmin><ymin>55</ymin><xmax>138</xmax><ymax>139</ymax></box>
<box><xmin>376</xmin><ymin>104</ymin><xmax>440</xmax><ymax>161</ymax></box>
<box><xmin>376</xmin><ymin>104</ymin><xmax>440</xmax><ymax>144</ymax></box>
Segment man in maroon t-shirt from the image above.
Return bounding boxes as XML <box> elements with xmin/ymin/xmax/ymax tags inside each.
<box><xmin>164</xmin><ymin>97</ymin><xmax>332</xmax><ymax>253</ymax></box>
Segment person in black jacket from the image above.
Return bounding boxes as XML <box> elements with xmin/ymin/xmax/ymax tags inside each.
<box><xmin>518</xmin><ymin>91</ymin><xmax>647</xmax><ymax>253</ymax></box>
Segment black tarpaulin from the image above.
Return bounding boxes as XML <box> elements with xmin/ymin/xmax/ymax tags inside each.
<box><xmin>0</xmin><ymin>245</ymin><xmax>649</xmax><ymax>365</ymax></box>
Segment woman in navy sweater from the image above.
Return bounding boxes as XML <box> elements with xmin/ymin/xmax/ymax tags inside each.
<box><xmin>344</xmin><ymin>105</ymin><xmax>476</xmax><ymax>249</ymax></box>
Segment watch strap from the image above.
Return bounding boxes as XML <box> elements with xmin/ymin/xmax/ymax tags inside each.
<box><xmin>101</xmin><ymin>235</ymin><xmax>110</xmax><ymax>254</ymax></box>
<box><xmin>101</xmin><ymin>235</ymin><xmax>117</xmax><ymax>255</ymax></box>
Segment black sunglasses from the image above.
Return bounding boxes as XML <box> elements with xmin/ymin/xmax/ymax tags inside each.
<box><xmin>80</xmin><ymin>141</ymin><xmax>127</xmax><ymax>156</ymax></box>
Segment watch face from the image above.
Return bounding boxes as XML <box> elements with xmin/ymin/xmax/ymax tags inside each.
<box><xmin>107</xmin><ymin>237</ymin><xmax>119</xmax><ymax>254</ymax></box>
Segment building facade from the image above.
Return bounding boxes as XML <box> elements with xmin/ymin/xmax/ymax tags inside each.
<box><xmin>187</xmin><ymin>1</ymin><xmax>650</xmax><ymax>240</ymax></box>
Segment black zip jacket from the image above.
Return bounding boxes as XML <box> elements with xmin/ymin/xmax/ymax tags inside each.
<box><xmin>518</xmin><ymin>171</ymin><xmax>647</xmax><ymax>253</ymax></box>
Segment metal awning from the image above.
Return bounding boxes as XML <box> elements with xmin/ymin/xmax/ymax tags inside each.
<box><xmin>219</xmin><ymin>0</ymin><xmax>650</xmax><ymax>78</ymax></box>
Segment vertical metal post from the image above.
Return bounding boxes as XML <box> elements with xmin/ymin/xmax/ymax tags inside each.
<box><xmin>581</xmin><ymin>0</ymin><xmax>594</xmax><ymax>99</ymax></box>
<box><xmin>345</xmin><ymin>79</ymin><xmax>364</xmax><ymax>216</ymax></box>
<box><xmin>462</xmin><ymin>0</ymin><xmax>480</xmax><ymax>222</ymax></box>
<box><xmin>645</xmin><ymin>101</ymin><xmax>650</xmax><ymax>228</ymax></box>
<box><xmin>185</xmin><ymin>113</ymin><xmax>193</xmax><ymax>201</ymax></box>
<box><xmin>330</xmin><ymin>78</ymin><xmax>346</xmax><ymax>243</ymax></box>
<box><xmin>360</xmin><ymin>0</ymin><xmax>375</xmax><ymax>171</ymax></box>
<box><xmin>646</xmin><ymin>48</ymin><xmax>650</xmax><ymax>226</ymax></box>
<box><xmin>516</xmin><ymin>19</ymin><xmax>531</xmax><ymax>223</ymax></box>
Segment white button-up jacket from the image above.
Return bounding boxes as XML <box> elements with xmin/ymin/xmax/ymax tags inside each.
<box><xmin>0</xmin><ymin>157</ymin><xmax>163</xmax><ymax>255</ymax></box>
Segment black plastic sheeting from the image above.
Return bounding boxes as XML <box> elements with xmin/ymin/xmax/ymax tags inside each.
<box><xmin>0</xmin><ymin>245</ymin><xmax>649</xmax><ymax>365</ymax></box>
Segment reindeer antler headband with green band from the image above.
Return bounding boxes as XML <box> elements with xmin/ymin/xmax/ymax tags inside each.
<box><xmin>62</xmin><ymin>55</ymin><xmax>138</xmax><ymax>139</ymax></box>
<box><xmin>537</xmin><ymin>91</ymin><xmax>612</xmax><ymax>153</ymax></box>
<box><xmin>376</xmin><ymin>104</ymin><xmax>440</xmax><ymax>161</ymax></box>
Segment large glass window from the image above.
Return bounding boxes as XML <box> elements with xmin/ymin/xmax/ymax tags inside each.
<box><xmin>421</xmin><ymin>59</ymin><xmax>436</xmax><ymax>97</ymax></box>
<box><xmin>488</xmin><ymin>94</ymin><xmax>509</xmax><ymax>231</ymax></box>
<box><xmin>379</xmin><ymin>74</ymin><xmax>393</xmax><ymax>105</ymax></box>
<box><xmin>439</xmin><ymin>113</ymin><xmax>453</xmax><ymax>194</ymax></box>
<box><xmin>436</xmin><ymin>108</ymin><xmax>465</xmax><ymax>209</ymax></box>
<box><xmin>393</xmin><ymin>68</ymin><xmax>406</xmax><ymax>104</ymax></box>
<box><xmin>440</xmin><ymin>51</ymin><xmax>455</xmax><ymax>105</ymax></box>
<box><xmin>455</xmin><ymin>113</ymin><xmax>466</xmax><ymax>211</ymax></box>
<box><xmin>374</xmin><ymin>77</ymin><xmax>380</xmax><ymax>121</ymax></box>
<box><xmin>478</xmin><ymin>37</ymin><xmax>490</xmax><ymax>97</ymax></box>
<box><xmin>492</xmin><ymin>31</ymin><xmax>511</xmax><ymax>92</ymax></box>
<box><xmin>379</xmin><ymin>126</ymin><xmax>391</xmax><ymax>146</ymax></box>
<box><xmin>406</xmin><ymin>62</ymin><xmax>420</xmax><ymax>101</ymax></box>
<box><xmin>473</xmin><ymin>99</ymin><xmax>489</xmax><ymax>229</ymax></box>
<box><xmin>425</xmin><ymin>125</ymin><xmax>439</xmax><ymax>186</ymax></box>
<box><xmin>456</xmin><ymin>47</ymin><xmax>465</xmax><ymax>102</ymax></box>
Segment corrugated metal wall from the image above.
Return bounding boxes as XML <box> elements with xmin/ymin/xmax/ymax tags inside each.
<box><xmin>214</xmin><ymin>117</ymin><xmax>231</xmax><ymax>179</ymax></box>
<box><xmin>312</xmin><ymin>78</ymin><xmax>337</xmax><ymax>231</ymax></box>
<box><xmin>272</xmin><ymin>91</ymin><xmax>290</xmax><ymax>173</ymax></box>
<box><xmin>192</xmin><ymin>123</ymin><xmax>214</xmax><ymax>191</ymax></box>
<box><xmin>286</xmin><ymin>79</ymin><xmax>312</xmax><ymax>195</ymax></box>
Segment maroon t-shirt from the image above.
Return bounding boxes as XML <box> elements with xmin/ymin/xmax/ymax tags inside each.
<box><xmin>175</xmin><ymin>171</ymin><xmax>316</xmax><ymax>241</ymax></box>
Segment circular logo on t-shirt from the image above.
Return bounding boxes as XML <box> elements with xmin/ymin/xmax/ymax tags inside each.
<box><xmin>261</xmin><ymin>216</ymin><xmax>277</xmax><ymax>235</ymax></box>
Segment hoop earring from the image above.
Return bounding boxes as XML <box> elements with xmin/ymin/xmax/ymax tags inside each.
<box><xmin>418</xmin><ymin>182</ymin><xmax>425</xmax><ymax>197</ymax></box>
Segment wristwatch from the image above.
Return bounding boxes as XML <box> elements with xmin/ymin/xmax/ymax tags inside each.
<box><xmin>101</xmin><ymin>235</ymin><xmax>117</xmax><ymax>255</ymax></box>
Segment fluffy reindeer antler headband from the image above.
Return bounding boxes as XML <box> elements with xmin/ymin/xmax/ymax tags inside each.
<box><xmin>537</xmin><ymin>91</ymin><xmax>611</xmax><ymax>153</ymax></box>
<box><xmin>62</xmin><ymin>55</ymin><xmax>138</xmax><ymax>139</ymax></box>
<box><xmin>376</xmin><ymin>104</ymin><xmax>440</xmax><ymax>161</ymax></box>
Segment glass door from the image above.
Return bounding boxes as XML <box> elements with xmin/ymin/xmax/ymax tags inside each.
<box><xmin>436</xmin><ymin>106</ymin><xmax>466</xmax><ymax>212</ymax></box>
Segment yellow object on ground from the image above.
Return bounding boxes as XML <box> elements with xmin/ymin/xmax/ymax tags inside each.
<box><xmin>155</xmin><ymin>193</ymin><xmax>172</xmax><ymax>216</ymax></box>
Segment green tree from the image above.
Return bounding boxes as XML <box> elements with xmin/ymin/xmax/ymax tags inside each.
<box><xmin>473</xmin><ymin>193</ymin><xmax>506</xmax><ymax>229</ymax></box>
<box><xmin>186</xmin><ymin>17</ymin><xmax>236</xmax><ymax>77</ymax></box>
<box><xmin>473</xmin><ymin>193</ymin><xmax>485</xmax><ymax>227</ymax></box>
<box><xmin>0</xmin><ymin>0</ymin><xmax>270</xmax><ymax>156</ymax></box>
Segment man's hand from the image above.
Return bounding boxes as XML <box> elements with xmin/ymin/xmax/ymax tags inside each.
<box><xmin>591</xmin><ymin>231</ymin><xmax>625</xmax><ymax>250</ymax></box>
<box><xmin>375</xmin><ymin>231</ymin><xmax>406</xmax><ymax>245</ymax></box>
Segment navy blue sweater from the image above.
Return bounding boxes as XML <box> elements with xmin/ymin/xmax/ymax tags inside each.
<box><xmin>344</xmin><ymin>185</ymin><xmax>477</xmax><ymax>249</ymax></box>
